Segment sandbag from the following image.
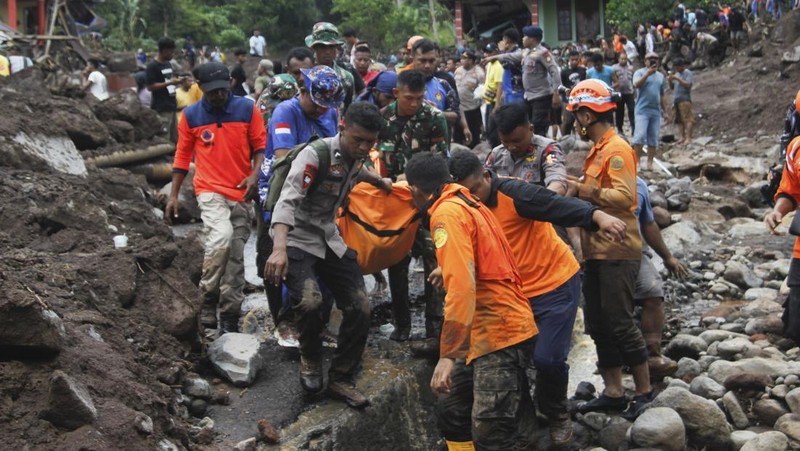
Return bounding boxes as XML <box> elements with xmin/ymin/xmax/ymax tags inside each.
<box><xmin>338</xmin><ymin>181</ymin><xmax>420</xmax><ymax>274</ymax></box>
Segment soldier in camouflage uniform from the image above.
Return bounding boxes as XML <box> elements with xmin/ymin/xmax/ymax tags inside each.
<box><xmin>376</xmin><ymin>69</ymin><xmax>447</xmax><ymax>343</ymax></box>
<box><xmin>256</xmin><ymin>73</ymin><xmax>299</xmax><ymax>126</ymax></box>
<box><xmin>305</xmin><ymin>22</ymin><xmax>357</xmax><ymax>113</ymax></box>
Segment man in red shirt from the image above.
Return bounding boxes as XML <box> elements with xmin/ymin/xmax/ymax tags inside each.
<box><xmin>166</xmin><ymin>62</ymin><xmax>266</xmax><ymax>334</ymax></box>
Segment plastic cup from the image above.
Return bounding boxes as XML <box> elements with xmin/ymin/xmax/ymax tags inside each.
<box><xmin>113</xmin><ymin>235</ymin><xmax>128</xmax><ymax>248</ymax></box>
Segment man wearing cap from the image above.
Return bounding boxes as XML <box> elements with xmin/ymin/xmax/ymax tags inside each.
<box><xmin>305</xmin><ymin>22</ymin><xmax>358</xmax><ymax>112</ymax></box>
<box><xmin>632</xmin><ymin>52</ymin><xmax>669</xmax><ymax>170</ymax></box>
<box><xmin>165</xmin><ymin>62</ymin><xmax>267</xmax><ymax>335</ymax></box>
<box><xmin>264</xmin><ymin>102</ymin><xmax>392</xmax><ymax>408</ymax></box>
<box><xmin>485</xmin><ymin>26</ymin><xmax>561</xmax><ymax>136</ymax></box>
<box><xmin>357</xmin><ymin>71</ymin><xmax>398</xmax><ymax>109</ymax></box>
<box><xmin>253</xmin><ymin>59</ymin><xmax>275</xmax><ymax>100</ymax></box>
<box><xmin>256</xmin><ymin>65</ymin><xmax>342</xmax><ymax>344</ymax></box>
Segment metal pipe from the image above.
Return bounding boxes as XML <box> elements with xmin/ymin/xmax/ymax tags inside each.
<box><xmin>85</xmin><ymin>144</ymin><xmax>175</xmax><ymax>168</ymax></box>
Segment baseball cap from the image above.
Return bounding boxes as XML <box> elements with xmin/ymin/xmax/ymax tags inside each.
<box><xmin>305</xmin><ymin>22</ymin><xmax>344</xmax><ymax>47</ymax></box>
<box><xmin>522</xmin><ymin>25</ymin><xmax>543</xmax><ymax>39</ymax></box>
<box><xmin>195</xmin><ymin>62</ymin><xmax>230</xmax><ymax>92</ymax></box>
<box><xmin>483</xmin><ymin>42</ymin><xmax>499</xmax><ymax>53</ymax></box>
<box><xmin>301</xmin><ymin>65</ymin><xmax>345</xmax><ymax>109</ymax></box>
<box><xmin>373</xmin><ymin>71</ymin><xmax>398</xmax><ymax>94</ymax></box>
<box><xmin>258</xmin><ymin>59</ymin><xmax>274</xmax><ymax>76</ymax></box>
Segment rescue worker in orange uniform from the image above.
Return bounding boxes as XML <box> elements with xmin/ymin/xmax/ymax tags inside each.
<box><xmin>564</xmin><ymin>79</ymin><xmax>652</xmax><ymax>420</ymax></box>
<box><xmin>766</xmin><ymin>135</ymin><xmax>800</xmax><ymax>343</ymax></box>
<box><xmin>448</xmin><ymin>150</ymin><xmax>626</xmax><ymax>446</ymax></box>
<box><xmin>404</xmin><ymin>152</ymin><xmax>537</xmax><ymax>451</ymax></box>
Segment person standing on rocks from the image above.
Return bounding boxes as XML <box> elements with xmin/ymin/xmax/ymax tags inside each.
<box><xmin>668</xmin><ymin>58</ymin><xmax>694</xmax><ymax>145</ymax></box>
<box><xmin>632</xmin><ymin>53</ymin><xmax>669</xmax><ymax>171</ymax></box>
<box><xmin>612</xmin><ymin>52</ymin><xmax>636</xmax><ymax>135</ymax></box>
<box><xmin>448</xmin><ymin>150</ymin><xmax>627</xmax><ymax>447</ymax></box>
<box><xmin>256</xmin><ymin>66</ymin><xmax>341</xmax><ymax>347</ymax></box>
<box><xmin>564</xmin><ymin>79</ymin><xmax>654</xmax><ymax>420</ymax></box>
<box><xmin>264</xmin><ymin>102</ymin><xmax>392</xmax><ymax>408</ymax></box>
<box><xmin>766</xmin><ymin>135</ymin><xmax>800</xmax><ymax>342</ymax></box>
<box><xmin>376</xmin><ymin>69</ymin><xmax>448</xmax><ymax>343</ymax></box>
<box><xmin>249</xmin><ymin>30</ymin><xmax>267</xmax><ymax>57</ymax></box>
<box><xmin>634</xmin><ymin>176</ymin><xmax>688</xmax><ymax>378</ymax></box>
<box><xmin>560</xmin><ymin>50</ymin><xmax>587</xmax><ymax>137</ymax></box>
<box><xmin>165</xmin><ymin>62</ymin><xmax>267</xmax><ymax>335</ymax></box>
<box><xmin>404</xmin><ymin>151</ymin><xmax>538</xmax><ymax>450</ymax></box>
<box><xmin>146</xmin><ymin>37</ymin><xmax>181</xmax><ymax>143</ymax></box>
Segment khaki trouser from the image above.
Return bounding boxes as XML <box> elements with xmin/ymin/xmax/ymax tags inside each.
<box><xmin>158</xmin><ymin>111</ymin><xmax>178</xmax><ymax>144</ymax></box>
<box><xmin>197</xmin><ymin>192</ymin><xmax>251</xmax><ymax>317</ymax></box>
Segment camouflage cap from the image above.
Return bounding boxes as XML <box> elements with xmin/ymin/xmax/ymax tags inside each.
<box><xmin>301</xmin><ymin>65</ymin><xmax>344</xmax><ymax>109</ymax></box>
<box><xmin>269</xmin><ymin>74</ymin><xmax>299</xmax><ymax>100</ymax></box>
<box><xmin>305</xmin><ymin>22</ymin><xmax>344</xmax><ymax>48</ymax></box>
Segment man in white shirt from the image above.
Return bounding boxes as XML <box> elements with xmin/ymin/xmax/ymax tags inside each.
<box><xmin>249</xmin><ymin>30</ymin><xmax>267</xmax><ymax>57</ymax></box>
<box><xmin>82</xmin><ymin>59</ymin><xmax>109</xmax><ymax>101</ymax></box>
<box><xmin>621</xmin><ymin>35</ymin><xmax>639</xmax><ymax>67</ymax></box>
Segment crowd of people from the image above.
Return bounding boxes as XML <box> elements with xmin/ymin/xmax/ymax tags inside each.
<box><xmin>151</xmin><ymin>10</ymin><xmax>716</xmax><ymax>446</ymax></box>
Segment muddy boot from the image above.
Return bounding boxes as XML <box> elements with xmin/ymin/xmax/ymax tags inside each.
<box><xmin>548</xmin><ymin>413</ymin><xmax>574</xmax><ymax>447</ymax></box>
<box><xmin>200</xmin><ymin>296</ymin><xmax>217</xmax><ymax>328</ymax></box>
<box><xmin>390</xmin><ymin>324</ymin><xmax>411</xmax><ymax>341</ymax></box>
<box><xmin>328</xmin><ymin>381</ymin><xmax>369</xmax><ymax>408</ymax></box>
<box><xmin>219</xmin><ymin>314</ymin><xmax>239</xmax><ymax>335</ymax></box>
<box><xmin>299</xmin><ymin>355</ymin><xmax>323</xmax><ymax>394</ymax></box>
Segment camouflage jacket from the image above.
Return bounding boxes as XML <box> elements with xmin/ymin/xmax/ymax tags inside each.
<box><xmin>377</xmin><ymin>101</ymin><xmax>449</xmax><ymax>178</ymax></box>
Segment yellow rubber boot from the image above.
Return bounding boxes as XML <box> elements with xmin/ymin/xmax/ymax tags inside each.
<box><xmin>446</xmin><ymin>440</ymin><xmax>476</xmax><ymax>451</ymax></box>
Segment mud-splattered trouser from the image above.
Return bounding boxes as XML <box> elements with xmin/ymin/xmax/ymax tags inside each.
<box><xmin>583</xmin><ymin>260</ymin><xmax>647</xmax><ymax>368</ymax></box>
<box><xmin>529</xmin><ymin>272</ymin><xmax>581</xmax><ymax>418</ymax></box>
<box><xmin>388</xmin><ymin>228</ymin><xmax>444</xmax><ymax>336</ymax></box>
<box><xmin>197</xmin><ymin>192</ymin><xmax>251</xmax><ymax>319</ymax></box>
<box><xmin>784</xmin><ymin>259</ymin><xmax>800</xmax><ymax>342</ymax></box>
<box><xmin>435</xmin><ymin>341</ymin><xmax>536</xmax><ymax>451</ymax></box>
<box><xmin>284</xmin><ymin>246</ymin><xmax>370</xmax><ymax>383</ymax></box>
<box><xmin>254</xmin><ymin>203</ymin><xmax>284</xmax><ymax>322</ymax></box>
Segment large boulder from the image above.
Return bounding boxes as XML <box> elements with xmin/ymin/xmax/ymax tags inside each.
<box><xmin>649</xmin><ymin>387</ymin><xmax>733</xmax><ymax>449</ymax></box>
<box><xmin>92</xmin><ymin>90</ymin><xmax>162</xmax><ymax>142</ymax></box>
<box><xmin>208</xmin><ymin>333</ymin><xmax>263</xmax><ymax>386</ymax></box>
<box><xmin>723</xmin><ymin>260</ymin><xmax>763</xmax><ymax>289</ymax></box>
<box><xmin>41</xmin><ymin>370</ymin><xmax>98</xmax><ymax>430</ymax></box>
<box><xmin>665</xmin><ymin>334</ymin><xmax>709</xmax><ymax>360</ymax></box>
<box><xmin>753</xmin><ymin>399</ymin><xmax>789</xmax><ymax>427</ymax></box>
<box><xmin>0</xmin><ymin>297</ymin><xmax>66</xmax><ymax>359</ymax></box>
<box><xmin>629</xmin><ymin>407</ymin><xmax>686</xmax><ymax>451</ymax></box>
<box><xmin>689</xmin><ymin>375</ymin><xmax>727</xmax><ymax>399</ymax></box>
<box><xmin>722</xmin><ymin>391</ymin><xmax>749</xmax><ymax>429</ymax></box>
<box><xmin>740</xmin><ymin>431</ymin><xmax>789</xmax><ymax>451</ymax></box>
<box><xmin>775</xmin><ymin>413</ymin><xmax>800</xmax><ymax>442</ymax></box>
<box><xmin>709</xmin><ymin>358</ymin><xmax>800</xmax><ymax>384</ymax></box>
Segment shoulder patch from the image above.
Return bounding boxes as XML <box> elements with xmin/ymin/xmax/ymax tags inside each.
<box><xmin>433</xmin><ymin>227</ymin><xmax>448</xmax><ymax>249</ymax></box>
<box><xmin>302</xmin><ymin>164</ymin><xmax>317</xmax><ymax>189</ymax></box>
<box><xmin>609</xmin><ymin>155</ymin><xmax>625</xmax><ymax>170</ymax></box>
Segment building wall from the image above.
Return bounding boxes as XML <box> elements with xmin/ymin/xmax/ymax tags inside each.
<box><xmin>539</xmin><ymin>0</ymin><xmax>606</xmax><ymax>45</ymax></box>
<box><xmin>2</xmin><ymin>0</ymin><xmax>40</xmax><ymax>32</ymax></box>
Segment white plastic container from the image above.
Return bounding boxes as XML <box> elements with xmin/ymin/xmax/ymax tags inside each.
<box><xmin>113</xmin><ymin>234</ymin><xmax>128</xmax><ymax>248</ymax></box>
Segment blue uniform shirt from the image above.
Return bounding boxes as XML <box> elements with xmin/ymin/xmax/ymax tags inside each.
<box><xmin>258</xmin><ymin>97</ymin><xmax>338</xmax><ymax>221</ymax></box>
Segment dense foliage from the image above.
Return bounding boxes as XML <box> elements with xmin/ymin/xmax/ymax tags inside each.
<box><xmin>94</xmin><ymin>0</ymin><xmax>451</xmax><ymax>57</ymax></box>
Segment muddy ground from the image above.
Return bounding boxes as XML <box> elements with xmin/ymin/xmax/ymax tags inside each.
<box><xmin>2</xmin><ymin>9</ymin><xmax>800</xmax><ymax>451</ymax></box>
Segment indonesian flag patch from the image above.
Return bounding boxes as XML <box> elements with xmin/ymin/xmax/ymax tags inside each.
<box><xmin>302</xmin><ymin>164</ymin><xmax>317</xmax><ymax>189</ymax></box>
<box><xmin>275</xmin><ymin>122</ymin><xmax>291</xmax><ymax>135</ymax></box>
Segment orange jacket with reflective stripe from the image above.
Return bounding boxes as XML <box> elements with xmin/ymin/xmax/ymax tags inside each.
<box><xmin>578</xmin><ymin>128</ymin><xmax>642</xmax><ymax>260</ymax></box>
<box><xmin>428</xmin><ymin>184</ymin><xmax>537</xmax><ymax>363</ymax></box>
<box><xmin>777</xmin><ymin>135</ymin><xmax>800</xmax><ymax>259</ymax></box>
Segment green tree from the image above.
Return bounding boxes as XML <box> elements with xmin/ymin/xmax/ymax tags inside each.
<box><xmin>606</xmin><ymin>0</ymin><xmax>674</xmax><ymax>32</ymax></box>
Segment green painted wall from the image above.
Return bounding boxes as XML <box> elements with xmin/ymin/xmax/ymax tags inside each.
<box><xmin>539</xmin><ymin>0</ymin><xmax>606</xmax><ymax>45</ymax></box>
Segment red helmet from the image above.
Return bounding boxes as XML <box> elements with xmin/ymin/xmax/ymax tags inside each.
<box><xmin>566</xmin><ymin>79</ymin><xmax>617</xmax><ymax>113</ymax></box>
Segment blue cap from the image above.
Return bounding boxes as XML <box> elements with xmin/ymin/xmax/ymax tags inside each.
<box><xmin>300</xmin><ymin>65</ymin><xmax>345</xmax><ymax>109</ymax></box>
<box><xmin>373</xmin><ymin>71</ymin><xmax>397</xmax><ymax>94</ymax></box>
<box><xmin>522</xmin><ymin>25</ymin><xmax>543</xmax><ymax>39</ymax></box>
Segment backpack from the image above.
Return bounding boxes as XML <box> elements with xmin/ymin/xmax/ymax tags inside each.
<box><xmin>263</xmin><ymin>137</ymin><xmax>331</xmax><ymax>212</ymax></box>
